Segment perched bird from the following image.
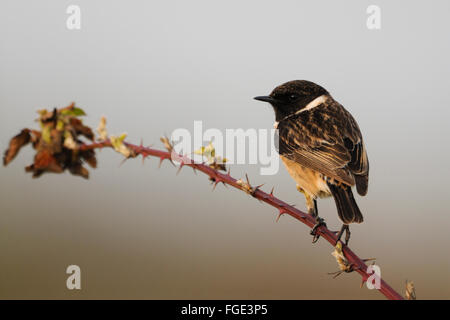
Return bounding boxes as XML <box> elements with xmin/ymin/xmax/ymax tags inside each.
<box><xmin>254</xmin><ymin>80</ymin><xmax>369</xmax><ymax>244</ymax></box>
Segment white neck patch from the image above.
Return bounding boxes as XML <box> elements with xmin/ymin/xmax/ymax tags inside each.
<box><xmin>295</xmin><ymin>95</ymin><xmax>328</xmax><ymax>115</ymax></box>
<box><xmin>275</xmin><ymin>95</ymin><xmax>329</xmax><ymax>127</ymax></box>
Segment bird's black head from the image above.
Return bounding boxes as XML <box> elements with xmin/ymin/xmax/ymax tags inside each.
<box><xmin>254</xmin><ymin>80</ymin><xmax>329</xmax><ymax>121</ymax></box>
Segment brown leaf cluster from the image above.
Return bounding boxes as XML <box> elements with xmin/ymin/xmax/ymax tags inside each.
<box><xmin>3</xmin><ymin>103</ymin><xmax>97</xmax><ymax>178</ymax></box>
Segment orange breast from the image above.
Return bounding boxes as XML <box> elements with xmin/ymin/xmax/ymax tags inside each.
<box><xmin>281</xmin><ymin>156</ymin><xmax>331</xmax><ymax>199</ymax></box>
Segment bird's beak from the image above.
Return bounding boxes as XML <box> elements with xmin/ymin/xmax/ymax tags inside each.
<box><xmin>254</xmin><ymin>96</ymin><xmax>276</xmax><ymax>103</ymax></box>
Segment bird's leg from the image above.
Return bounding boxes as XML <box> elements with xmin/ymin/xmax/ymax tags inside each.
<box><xmin>302</xmin><ymin>191</ymin><xmax>326</xmax><ymax>243</ymax></box>
<box><xmin>336</xmin><ymin>224</ymin><xmax>351</xmax><ymax>246</ymax></box>
<box><xmin>297</xmin><ymin>186</ymin><xmax>327</xmax><ymax>242</ymax></box>
<box><xmin>310</xmin><ymin>199</ymin><xmax>326</xmax><ymax>243</ymax></box>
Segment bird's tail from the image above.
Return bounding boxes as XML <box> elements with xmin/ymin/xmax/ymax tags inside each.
<box><xmin>327</xmin><ymin>182</ymin><xmax>363</xmax><ymax>224</ymax></box>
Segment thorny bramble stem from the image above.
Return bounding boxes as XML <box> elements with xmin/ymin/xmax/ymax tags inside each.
<box><xmin>80</xmin><ymin>139</ymin><xmax>404</xmax><ymax>300</ymax></box>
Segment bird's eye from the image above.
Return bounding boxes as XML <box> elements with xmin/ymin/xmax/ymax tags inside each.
<box><xmin>289</xmin><ymin>94</ymin><xmax>298</xmax><ymax>101</ymax></box>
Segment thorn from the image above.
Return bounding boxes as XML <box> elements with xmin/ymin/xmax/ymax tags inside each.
<box><xmin>192</xmin><ymin>166</ymin><xmax>197</xmax><ymax>175</ymax></box>
<box><xmin>255</xmin><ymin>183</ymin><xmax>264</xmax><ymax>190</ymax></box>
<box><xmin>141</xmin><ymin>151</ymin><xmax>152</xmax><ymax>165</ymax></box>
<box><xmin>276</xmin><ymin>209</ymin><xmax>286</xmax><ymax>222</ymax></box>
<box><xmin>276</xmin><ymin>213</ymin><xmax>282</xmax><ymax>222</ymax></box>
<box><xmin>212</xmin><ymin>179</ymin><xmax>222</xmax><ymax>191</ymax></box>
<box><xmin>176</xmin><ymin>163</ymin><xmax>184</xmax><ymax>175</ymax></box>
<box><xmin>270</xmin><ymin>187</ymin><xmax>275</xmax><ymax>197</ymax></box>
<box><xmin>139</xmin><ymin>138</ymin><xmax>144</xmax><ymax>147</ymax></box>
<box><xmin>158</xmin><ymin>157</ymin><xmax>165</xmax><ymax>168</ymax></box>
<box><xmin>227</xmin><ymin>167</ymin><xmax>231</xmax><ymax>176</ymax></box>
<box><xmin>249</xmin><ymin>183</ymin><xmax>264</xmax><ymax>197</ymax></box>
<box><xmin>119</xmin><ymin>157</ymin><xmax>128</xmax><ymax>167</ymax></box>
<box><xmin>245</xmin><ymin>173</ymin><xmax>251</xmax><ymax>186</ymax></box>
<box><xmin>360</xmin><ymin>278</ymin><xmax>367</xmax><ymax>288</ymax></box>
<box><xmin>328</xmin><ymin>271</ymin><xmax>344</xmax><ymax>279</ymax></box>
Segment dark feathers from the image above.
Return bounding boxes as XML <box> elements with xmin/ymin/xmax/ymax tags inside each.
<box><xmin>256</xmin><ymin>80</ymin><xmax>370</xmax><ymax>226</ymax></box>
<box><xmin>327</xmin><ymin>182</ymin><xmax>364</xmax><ymax>224</ymax></box>
<box><xmin>277</xmin><ymin>97</ymin><xmax>369</xmax><ymax>195</ymax></box>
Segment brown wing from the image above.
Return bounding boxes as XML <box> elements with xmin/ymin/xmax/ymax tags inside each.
<box><xmin>277</xmin><ymin>99</ymin><xmax>369</xmax><ymax>195</ymax></box>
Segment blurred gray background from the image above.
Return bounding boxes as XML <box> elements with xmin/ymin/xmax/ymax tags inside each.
<box><xmin>1</xmin><ymin>0</ymin><xmax>449</xmax><ymax>299</ymax></box>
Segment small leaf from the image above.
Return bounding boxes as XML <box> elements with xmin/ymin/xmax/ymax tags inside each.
<box><xmin>63</xmin><ymin>131</ymin><xmax>78</xmax><ymax>150</ymax></box>
<box><xmin>56</xmin><ymin>119</ymin><xmax>65</xmax><ymax>131</ymax></box>
<box><xmin>39</xmin><ymin>108</ymin><xmax>58</xmax><ymax>123</ymax></box>
<box><xmin>160</xmin><ymin>136</ymin><xmax>173</xmax><ymax>153</ymax></box>
<box><xmin>60</xmin><ymin>104</ymin><xmax>86</xmax><ymax>117</ymax></box>
<box><xmin>96</xmin><ymin>116</ymin><xmax>108</xmax><ymax>140</ymax></box>
<box><xmin>41</xmin><ymin>125</ymin><xmax>52</xmax><ymax>144</ymax></box>
<box><xmin>405</xmin><ymin>280</ymin><xmax>416</xmax><ymax>300</ymax></box>
<box><xmin>117</xmin><ymin>133</ymin><xmax>127</xmax><ymax>142</ymax></box>
<box><xmin>331</xmin><ymin>241</ymin><xmax>351</xmax><ymax>272</ymax></box>
<box><xmin>194</xmin><ymin>141</ymin><xmax>227</xmax><ymax>171</ymax></box>
<box><xmin>110</xmin><ymin>133</ymin><xmax>132</xmax><ymax>158</ymax></box>
<box><xmin>37</xmin><ymin>109</ymin><xmax>48</xmax><ymax>117</ymax></box>
<box><xmin>236</xmin><ymin>177</ymin><xmax>253</xmax><ymax>194</ymax></box>
<box><xmin>194</xmin><ymin>146</ymin><xmax>205</xmax><ymax>155</ymax></box>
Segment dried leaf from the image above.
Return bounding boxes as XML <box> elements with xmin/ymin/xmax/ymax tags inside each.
<box><xmin>331</xmin><ymin>242</ymin><xmax>351</xmax><ymax>272</ymax></box>
<box><xmin>68</xmin><ymin>163</ymin><xmax>89</xmax><ymax>179</ymax></box>
<box><xmin>194</xmin><ymin>141</ymin><xmax>227</xmax><ymax>171</ymax></box>
<box><xmin>30</xmin><ymin>130</ymin><xmax>41</xmax><ymax>149</ymax></box>
<box><xmin>39</xmin><ymin>108</ymin><xmax>57</xmax><ymax>124</ymax></box>
<box><xmin>25</xmin><ymin>164</ymin><xmax>44</xmax><ymax>178</ymax></box>
<box><xmin>405</xmin><ymin>280</ymin><xmax>416</xmax><ymax>300</ymax></box>
<box><xmin>96</xmin><ymin>116</ymin><xmax>108</xmax><ymax>140</ymax></box>
<box><xmin>237</xmin><ymin>177</ymin><xmax>253</xmax><ymax>194</ymax></box>
<box><xmin>41</xmin><ymin>125</ymin><xmax>52</xmax><ymax>144</ymax></box>
<box><xmin>193</xmin><ymin>146</ymin><xmax>205</xmax><ymax>155</ymax></box>
<box><xmin>3</xmin><ymin>129</ymin><xmax>31</xmax><ymax>166</ymax></box>
<box><xmin>111</xmin><ymin>133</ymin><xmax>132</xmax><ymax>158</ymax></box>
<box><xmin>70</xmin><ymin>118</ymin><xmax>94</xmax><ymax>141</ymax></box>
<box><xmin>81</xmin><ymin>150</ymin><xmax>97</xmax><ymax>168</ymax></box>
<box><xmin>50</xmin><ymin>129</ymin><xmax>63</xmax><ymax>153</ymax></box>
<box><xmin>160</xmin><ymin>136</ymin><xmax>173</xmax><ymax>153</ymax></box>
<box><xmin>5</xmin><ymin>103</ymin><xmax>99</xmax><ymax>179</ymax></box>
<box><xmin>27</xmin><ymin>149</ymin><xmax>64</xmax><ymax>178</ymax></box>
<box><xmin>56</xmin><ymin>119</ymin><xmax>65</xmax><ymax>131</ymax></box>
<box><xmin>63</xmin><ymin>131</ymin><xmax>78</xmax><ymax>150</ymax></box>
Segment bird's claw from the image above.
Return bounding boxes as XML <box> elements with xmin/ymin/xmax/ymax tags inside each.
<box><xmin>310</xmin><ymin>217</ymin><xmax>326</xmax><ymax>243</ymax></box>
<box><xmin>336</xmin><ymin>224</ymin><xmax>351</xmax><ymax>246</ymax></box>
